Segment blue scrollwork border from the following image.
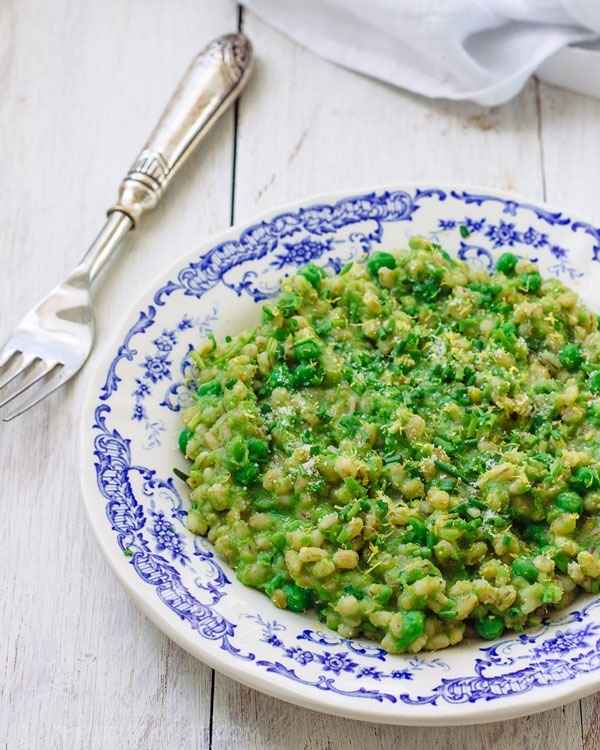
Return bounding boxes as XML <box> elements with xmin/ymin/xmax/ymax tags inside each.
<box><xmin>90</xmin><ymin>186</ymin><xmax>600</xmax><ymax>712</ymax></box>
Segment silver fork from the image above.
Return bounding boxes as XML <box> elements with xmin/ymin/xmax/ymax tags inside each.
<box><xmin>0</xmin><ymin>33</ymin><xmax>254</xmax><ymax>421</ymax></box>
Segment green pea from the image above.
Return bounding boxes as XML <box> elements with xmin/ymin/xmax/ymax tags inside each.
<box><xmin>267</xmin><ymin>365</ymin><xmax>294</xmax><ymax>390</ymax></box>
<box><xmin>496</xmin><ymin>252</ymin><xmax>519</xmax><ymax>274</ymax></box>
<box><xmin>197</xmin><ymin>379</ymin><xmax>223</xmax><ymax>397</ymax></box>
<box><xmin>475</xmin><ymin>615</ymin><xmax>505</xmax><ymax>640</ymax></box>
<box><xmin>559</xmin><ymin>344</ymin><xmax>583</xmax><ymax>371</ymax></box>
<box><xmin>293</xmin><ymin>363</ymin><xmax>324</xmax><ymax>387</ymax></box>
<box><xmin>395</xmin><ymin>610</ymin><xmax>425</xmax><ymax>649</ymax></box>
<box><xmin>297</xmin><ymin>263</ymin><xmax>327</xmax><ymax>288</ymax></box>
<box><xmin>234</xmin><ymin>464</ymin><xmax>260</xmax><ymax>486</ymax></box>
<box><xmin>294</xmin><ymin>340</ymin><xmax>322</xmax><ymax>362</ymax></box>
<box><xmin>367</xmin><ymin>251</ymin><xmax>396</xmax><ymax>277</ymax></box>
<box><xmin>523</xmin><ymin>523</ymin><xmax>550</xmax><ymax>546</ymax></box>
<box><xmin>588</xmin><ymin>371</ymin><xmax>600</xmax><ymax>394</ymax></box>
<box><xmin>247</xmin><ymin>437</ymin><xmax>270</xmax><ymax>463</ymax></box>
<box><xmin>225</xmin><ymin>437</ymin><xmax>249</xmax><ymax>471</ymax></box>
<box><xmin>518</xmin><ymin>272</ymin><xmax>542</xmax><ymax>293</ymax></box>
<box><xmin>283</xmin><ymin>583</ymin><xmax>312</xmax><ymax>612</ymax></box>
<box><xmin>178</xmin><ymin>427</ymin><xmax>194</xmax><ymax>454</ymax></box>
<box><xmin>570</xmin><ymin>467</ymin><xmax>600</xmax><ymax>493</ymax></box>
<box><xmin>556</xmin><ymin>491</ymin><xmax>584</xmax><ymax>514</ymax></box>
<box><xmin>511</xmin><ymin>557</ymin><xmax>538</xmax><ymax>583</ymax></box>
<box><xmin>313</xmin><ymin>318</ymin><xmax>332</xmax><ymax>336</ymax></box>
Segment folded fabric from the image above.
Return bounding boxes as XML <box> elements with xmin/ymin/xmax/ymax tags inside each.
<box><xmin>242</xmin><ymin>0</ymin><xmax>600</xmax><ymax>105</ymax></box>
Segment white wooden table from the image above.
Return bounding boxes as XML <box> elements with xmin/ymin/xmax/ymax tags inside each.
<box><xmin>2</xmin><ymin>2</ymin><xmax>600</xmax><ymax>747</ymax></box>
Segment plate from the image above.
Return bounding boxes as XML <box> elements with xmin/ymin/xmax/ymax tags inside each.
<box><xmin>80</xmin><ymin>184</ymin><xmax>600</xmax><ymax>725</ymax></box>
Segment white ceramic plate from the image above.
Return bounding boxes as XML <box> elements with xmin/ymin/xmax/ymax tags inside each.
<box><xmin>80</xmin><ymin>184</ymin><xmax>600</xmax><ymax>725</ymax></box>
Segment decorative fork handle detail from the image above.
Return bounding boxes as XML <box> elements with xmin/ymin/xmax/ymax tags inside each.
<box><xmin>76</xmin><ymin>33</ymin><xmax>253</xmax><ymax>284</ymax></box>
<box><xmin>109</xmin><ymin>33</ymin><xmax>253</xmax><ymax>226</ymax></box>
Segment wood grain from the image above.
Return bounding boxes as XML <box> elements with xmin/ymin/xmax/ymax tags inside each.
<box><xmin>537</xmin><ymin>81</ymin><xmax>600</xmax><ymax>219</ymax></box>
<box><xmin>213</xmin><ymin>680</ymin><xmax>583</xmax><ymax>749</ymax></box>
<box><xmin>233</xmin><ymin>12</ymin><xmax>543</xmax><ymax>224</ymax></box>
<box><xmin>537</xmin><ymin>80</ymin><xmax>600</xmax><ymax>750</ymax></box>
<box><xmin>1</xmin><ymin>2</ymin><xmax>599</xmax><ymax>748</ymax></box>
<box><xmin>0</xmin><ymin>1</ymin><xmax>236</xmax><ymax>748</ymax></box>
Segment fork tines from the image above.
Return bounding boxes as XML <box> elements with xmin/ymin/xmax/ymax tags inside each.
<box><xmin>0</xmin><ymin>348</ymin><xmax>64</xmax><ymax>421</ymax></box>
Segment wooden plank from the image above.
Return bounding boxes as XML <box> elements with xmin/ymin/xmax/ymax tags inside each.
<box><xmin>0</xmin><ymin>1</ymin><xmax>237</xmax><ymax>748</ymax></box>
<box><xmin>537</xmin><ymin>81</ymin><xmax>600</xmax><ymax>221</ymax></box>
<box><xmin>538</xmin><ymin>81</ymin><xmax>600</xmax><ymax>750</ymax></box>
<box><xmin>582</xmin><ymin>691</ymin><xmax>600</xmax><ymax>750</ymax></box>
<box><xmin>232</xmin><ymin>12</ymin><xmax>543</xmax><ymax>226</ymax></box>
<box><xmin>213</xmin><ymin>679</ymin><xmax>583</xmax><ymax>749</ymax></box>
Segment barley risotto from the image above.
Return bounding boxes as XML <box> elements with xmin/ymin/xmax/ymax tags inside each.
<box><xmin>177</xmin><ymin>238</ymin><xmax>600</xmax><ymax>653</ymax></box>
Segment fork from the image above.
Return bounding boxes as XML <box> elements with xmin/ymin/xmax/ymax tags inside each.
<box><xmin>0</xmin><ymin>33</ymin><xmax>254</xmax><ymax>421</ymax></box>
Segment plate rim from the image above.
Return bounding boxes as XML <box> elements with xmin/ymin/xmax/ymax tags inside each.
<box><xmin>79</xmin><ymin>181</ymin><xmax>600</xmax><ymax>725</ymax></box>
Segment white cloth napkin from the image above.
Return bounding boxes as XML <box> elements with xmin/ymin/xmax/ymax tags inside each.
<box><xmin>243</xmin><ymin>0</ymin><xmax>600</xmax><ymax>105</ymax></box>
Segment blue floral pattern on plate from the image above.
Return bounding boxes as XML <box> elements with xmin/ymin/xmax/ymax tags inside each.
<box><xmin>82</xmin><ymin>185</ymin><xmax>600</xmax><ymax>725</ymax></box>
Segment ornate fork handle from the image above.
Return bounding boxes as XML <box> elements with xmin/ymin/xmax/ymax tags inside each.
<box><xmin>78</xmin><ymin>33</ymin><xmax>254</xmax><ymax>283</ymax></box>
<box><xmin>110</xmin><ymin>34</ymin><xmax>253</xmax><ymax>226</ymax></box>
